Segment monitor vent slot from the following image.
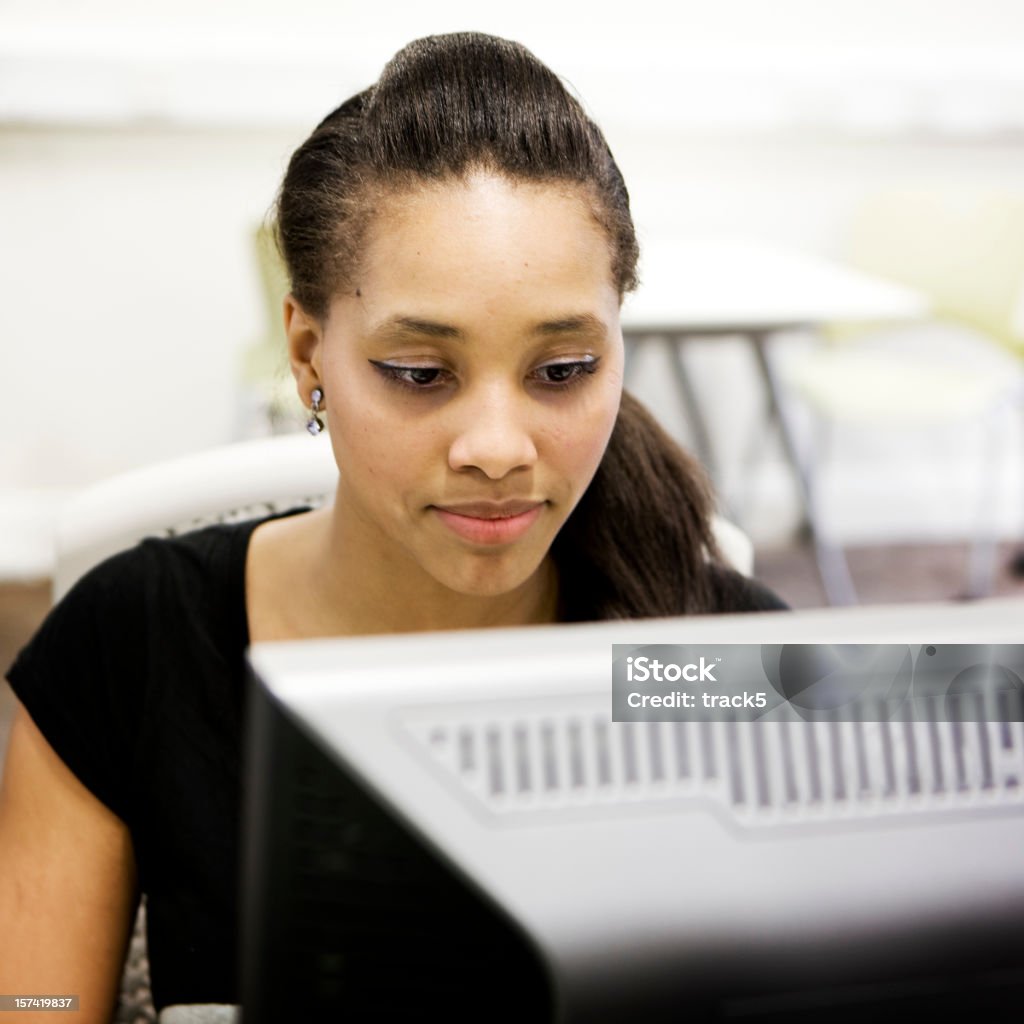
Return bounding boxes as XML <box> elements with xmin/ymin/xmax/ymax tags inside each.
<box><xmin>402</xmin><ymin>700</ymin><xmax>1024</xmax><ymax>827</ymax></box>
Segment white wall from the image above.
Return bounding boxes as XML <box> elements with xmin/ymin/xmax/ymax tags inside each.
<box><xmin>2</xmin><ymin>1</ymin><xmax>1023</xmax><ymax>576</ymax></box>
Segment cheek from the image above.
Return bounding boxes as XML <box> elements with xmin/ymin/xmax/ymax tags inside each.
<box><xmin>550</xmin><ymin>399</ymin><xmax>620</xmax><ymax>485</ymax></box>
<box><xmin>326</xmin><ymin>394</ymin><xmax>391</xmax><ymax>485</ymax></box>
<box><xmin>574</xmin><ymin>426</ymin><xmax>615</xmax><ymax>481</ymax></box>
<box><xmin>328</xmin><ymin>392</ymin><xmax>443</xmax><ymax>496</ymax></box>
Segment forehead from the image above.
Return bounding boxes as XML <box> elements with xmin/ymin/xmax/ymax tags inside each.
<box><xmin>349</xmin><ymin>172</ymin><xmax>618</xmax><ymax>317</ymax></box>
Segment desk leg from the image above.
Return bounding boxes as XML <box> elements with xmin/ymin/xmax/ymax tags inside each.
<box><xmin>667</xmin><ymin>338</ymin><xmax>719</xmax><ymax>483</ymax></box>
<box><xmin>748</xmin><ymin>331</ymin><xmax>858</xmax><ymax>606</ymax></box>
<box><xmin>623</xmin><ymin>332</ymin><xmax>721</xmax><ymax>485</ymax></box>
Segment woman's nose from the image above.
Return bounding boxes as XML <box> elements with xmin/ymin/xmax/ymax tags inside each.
<box><xmin>447</xmin><ymin>385</ymin><xmax>539</xmax><ymax>480</ymax></box>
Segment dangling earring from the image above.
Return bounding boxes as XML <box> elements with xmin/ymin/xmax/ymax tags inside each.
<box><xmin>307</xmin><ymin>387</ymin><xmax>325</xmax><ymax>435</ymax></box>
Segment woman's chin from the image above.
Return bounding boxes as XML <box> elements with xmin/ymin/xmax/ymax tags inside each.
<box><xmin>431</xmin><ymin>552</ymin><xmax>555</xmax><ymax>608</ymax></box>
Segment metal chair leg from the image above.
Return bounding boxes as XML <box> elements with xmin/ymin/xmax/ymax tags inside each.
<box><xmin>965</xmin><ymin>402</ymin><xmax>1008</xmax><ymax>599</ymax></box>
<box><xmin>804</xmin><ymin>415</ymin><xmax>859</xmax><ymax>606</ymax></box>
<box><xmin>667</xmin><ymin>340</ymin><xmax>718</xmax><ymax>481</ymax></box>
<box><xmin>748</xmin><ymin>331</ymin><xmax>858</xmax><ymax>605</ymax></box>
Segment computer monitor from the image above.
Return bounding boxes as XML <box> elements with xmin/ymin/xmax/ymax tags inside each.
<box><xmin>241</xmin><ymin>598</ymin><xmax>1024</xmax><ymax>1022</ymax></box>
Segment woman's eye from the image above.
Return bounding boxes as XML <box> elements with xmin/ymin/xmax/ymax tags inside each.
<box><xmin>370</xmin><ymin>356</ymin><xmax>600</xmax><ymax>392</ymax></box>
<box><xmin>370</xmin><ymin>361</ymin><xmax>449</xmax><ymax>389</ymax></box>
<box><xmin>534</xmin><ymin>358</ymin><xmax>600</xmax><ymax>387</ymax></box>
<box><xmin>405</xmin><ymin>367</ymin><xmax>442</xmax><ymax>385</ymax></box>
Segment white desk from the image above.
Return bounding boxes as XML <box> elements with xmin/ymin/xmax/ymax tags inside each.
<box><xmin>620</xmin><ymin>238</ymin><xmax>930</xmax><ymax>603</ymax></box>
<box><xmin>620</xmin><ymin>237</ymin><xmax>929</xmax><ymax>471</ymax></box>
<box><xmin>622</xmin><ymin>238</ymin><xmax>928</xmax><ymax>334</ymax></box>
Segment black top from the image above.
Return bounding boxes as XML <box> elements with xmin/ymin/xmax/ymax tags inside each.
<box><xmin>5</xmin><ymin>511</ymin><xmax>786</xmax><ymax>1011</ymax></box>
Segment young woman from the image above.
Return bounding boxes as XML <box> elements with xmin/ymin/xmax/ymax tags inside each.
<box><xmin>0</xmin><ymin>32</ymin><xmax>785</xmax><ymax>1022</ymax></box>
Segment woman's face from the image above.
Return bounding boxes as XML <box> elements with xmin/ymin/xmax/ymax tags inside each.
<box><xmin>301</xmin><ymin>171</ymin><xmax>624</xmax><ymax>601</ymax></box>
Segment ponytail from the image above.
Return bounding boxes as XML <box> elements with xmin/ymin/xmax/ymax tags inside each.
<box><xmin>554</xmin><ymin>391</ymin><xmax>721</xmax><ymax>620</ymax></box>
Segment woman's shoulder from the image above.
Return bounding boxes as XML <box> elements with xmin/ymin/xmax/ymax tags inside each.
<box><xmin>63</xmin><ymin>507</ymin><xmax>311</xmax><ymax>606</ymax></box>
<box><xmin>705</xmin><ymin>562</ymin><xmax>789</xmax><ymax>613</ymax></box>
<box><xmin>5</xmin><ymin>510</ymin><xmax>307</xmax><ymax>713</ymax></box>
<box><xmin>3</xmin><ymin>512</ymin><xmax>304</xmax><ymax>826</ymax></box>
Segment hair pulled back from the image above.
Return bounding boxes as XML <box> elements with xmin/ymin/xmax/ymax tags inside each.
<box><xmin>275</xmin><ymin>32</ymin><xmax>722</xmax><ymax>618</ymax></box>
<box><xmin>277</xmin><ymin>33</ymin><xmax>637</xmax><ymax>317</ymax></box>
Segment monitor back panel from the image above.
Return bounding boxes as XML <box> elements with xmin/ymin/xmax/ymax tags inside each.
<box><xmin>245</xmin><ymin>606</ymin><xmax>1024</xmax><ymax>1019</ymax></box>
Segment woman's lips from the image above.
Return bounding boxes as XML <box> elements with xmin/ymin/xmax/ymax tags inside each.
<box><xmin>432</xmin><ymin>502</ymin><xmax>544</xmax><ymax>545</ymax></box>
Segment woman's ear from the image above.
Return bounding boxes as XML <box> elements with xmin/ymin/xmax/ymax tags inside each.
<box><xmin>284</xmin><ymin>295</ymin><xmax>324</xmax><ymax>404</ymax></box>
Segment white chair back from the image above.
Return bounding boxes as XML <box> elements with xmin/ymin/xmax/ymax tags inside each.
<box><xmin>53</xmin><ymin>434</ymin><xmax>339</xmax><ymax>601</ymax></box>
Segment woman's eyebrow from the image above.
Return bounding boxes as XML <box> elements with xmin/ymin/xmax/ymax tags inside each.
<box><xmin>370</xmin><ymin>312</ymin><xmax>609</xmax><ymax>340</ymax></box>
<box><xmin>373</xmin><ymin>315</ymin><xmax>463</xmax><ymax>339</ymax></box>
<box><xmin>533</xmin><ymin>313</ymin><xmax>609</xmax><ymax>337</ymax></box>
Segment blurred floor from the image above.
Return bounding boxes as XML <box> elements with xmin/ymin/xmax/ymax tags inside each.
<box><xmin>1</xmin><ymin>544</ymin><xmax>1023</xmax><ymax>777</ymax></box>
<box><xmin>755</xmin><ymin>540</ymin><xmax>1024</xmax><ymax>609</ymax></box>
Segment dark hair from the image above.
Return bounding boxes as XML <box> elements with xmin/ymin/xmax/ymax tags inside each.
<box><xmin>275</xmin><ymin>32</ymin><xmax>721</xmax><ymax>618</ymax></box>
<box><xmin>277</xmin><ymin>34</ymin><xmax>637</xmax><ymax>316</ymax></box>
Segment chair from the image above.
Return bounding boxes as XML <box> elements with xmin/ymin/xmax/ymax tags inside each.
<box><xmin>51</xmin><ymin>432</ymin><xmax>756</xmax><ymax>1022</ymax></box>
<box><xmin>779</xmin><ymin>186</ymin><xmax>1024</xmax><ymax>604</ymax></box>
<box><xmin>53</xmin><ymin>434</ymin><xmax>339</xmax><ymax>602</ymax></box>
